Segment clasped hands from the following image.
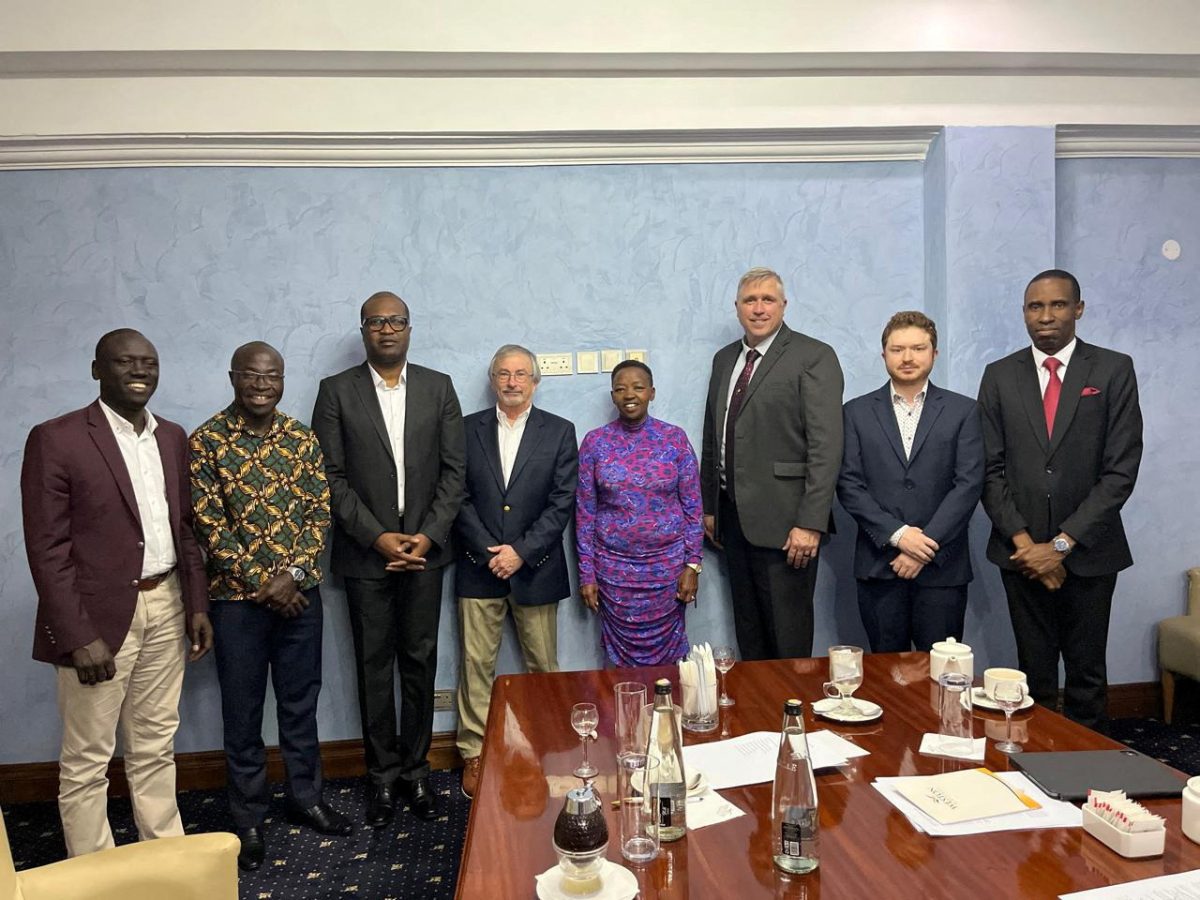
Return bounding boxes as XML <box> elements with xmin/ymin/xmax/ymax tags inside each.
<box><xmin>891</xmin><ymin>526</ymin><xmax>939</xmax><ymax>580</ymax></box>
<box><xmin>1010</xmin><ymin>532</ymin><xmax>1068</xmax><ymax>591</ymax></box>
<box><xmin>374</xmin><ymin>531</ymin><xmax>433</xmax><ymax>572</ymax></box>
<box><xmin>253</xmin><ymin>571</ymin><xmax>308</xmax><ymax>617</ymax></box>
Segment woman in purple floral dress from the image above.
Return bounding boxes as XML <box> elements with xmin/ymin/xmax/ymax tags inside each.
<box><xmin>576</xmin><ymin>360</ymin><xmax>704</xmax><ymax>666</ymax></box>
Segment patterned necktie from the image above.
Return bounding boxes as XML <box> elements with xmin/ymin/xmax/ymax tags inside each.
<box><xmin>724</xmin><ymin>348</ymin><xmax>760</xmax><ymax>492</ymax></box>
<box><xmin>1043</xmin><ymin>357</ymin><xmax>1063</xmax><ymax>438</ymax></box>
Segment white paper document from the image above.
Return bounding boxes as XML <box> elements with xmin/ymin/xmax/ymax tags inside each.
<box><xmin>1060</xmin><ymin>871</ymin><xmax>1200</xmax><ymax>899</ymax></box>
<box><xmin>686</xmin><ymin>787</ymin><xmax>748</xmax><ymax>830</ymax></box>
<box><xmin>918</xmin><ymin>732</ymin><xmax>987</xmax><ymax>762</ymax></box>
<box><xmin>682</xmin><ymin>730</ymin><xmax>869</xmax><ymax>790</ymax></box>
<box><xmin>874</xmin><ymin>771</ymin><xmax>1082</xmax><ymax>837</ymax></box>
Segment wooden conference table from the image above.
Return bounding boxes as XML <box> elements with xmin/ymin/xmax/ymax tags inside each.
<box><xmin>456</xmin><ymin>654</ymin><xmax>1197</xmax><ymax>899</ymax></box>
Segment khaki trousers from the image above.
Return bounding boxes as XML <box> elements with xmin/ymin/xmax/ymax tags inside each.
<box><xmin>56</xmin><ymin>573</ymin><xmax>187</xmax><ymax>856</ymax></box>
<box><xmin>456</xmin><ymin>595</ymin><xmax>558</xmax><ymax>759</ymax></box>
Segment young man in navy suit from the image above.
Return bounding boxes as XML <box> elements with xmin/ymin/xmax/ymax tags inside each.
<box><xmin>838</xmin><ymin>311</ymin><xmax>984</xmax><ymax>652</ymax></box>
<box><xmin>453</xmin><ymin>344</ymin><xmax>578</xmax><ymax>799</ymax></box>
<box><xmin>979</xmin><ymin>270</ymin><xmax>1143</xmax><ymax>730</ymax></box>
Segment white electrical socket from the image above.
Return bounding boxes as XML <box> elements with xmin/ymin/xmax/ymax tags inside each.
<box><xmin>537</xmin><ymin>352</ymin><xmax>573</xmax><ymax>376</ymax></box>
<box><xmin>576</xmin><ymin>351</ymin><xmax>600</xmax><ymax>374</ymax></box>
<box><xmin>601</xmin><ymin>349</ymin><xmax>623</xmax><ymax>372</ymax></box>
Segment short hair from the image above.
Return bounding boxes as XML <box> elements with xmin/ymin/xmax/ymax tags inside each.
<box><xmin>489</xmin><ymin>344</ymin><xmax>541</xmax><ymax>383</ymax></box>
<box><xmin>230</xmin><ymin>341</ymin><xmax>283</xmax><ymax>371</ymax></box>
<box><xmin>881</xmin><ymin>311</ymin><xmax>938</xmax><ymax>350</ymax></box>
<box><xmin>611</xmin><ymin>359</ymin><xmax>653</xmax><ymax>385</ymax></box>
<box><xmin>1026</xmin><ymin>269</ymin><xmax>1081</xmax><ymax>303</ymax></box>
<box><xmin>359</xmin><ymin>290</ymin><xmax>409</xmax><ymax>321</ymax></box>
<box><xmin>94</xmin><ymin>328</ymin><xmax>145</xmax><ymax>360</ymax></box>
<box><xmin>737</xmin><ymin>267</ymin><xmax>786</xmax><ymax>301</ymax></box>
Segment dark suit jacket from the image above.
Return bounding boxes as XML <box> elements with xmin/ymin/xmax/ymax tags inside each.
<box><xmin>837</xmin><ymin>382</ymin><xmax>984</xmax><ymax>586</ymax></box>
<box><xmin>700</xmin><ymin>323</ymin><xmax>844</xmax><ymax>548</ymax></box>
<box><xmin>454</xmin><ymin>406</ymin><xmax>578</xmax><ymax>606</ymax></box>
<box><xmin>978</xmin><ymin>339</ymin><xmax>1143</xmax><ymax>576</ymax></box>
<box><xmin>311</xmin><ymin>361</ymin><xmax>466</xmax><ymax>577</ymax></box>
<box><xmin>20</xmin><ymin>401</ymin><xmax>208</xmax><ymax>665</ymax></box>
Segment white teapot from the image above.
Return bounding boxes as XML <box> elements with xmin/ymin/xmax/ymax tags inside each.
<box><xmin>929</xmin><ymin>637</ymin><xmax>974</xmax><ymax>682</ymax></box>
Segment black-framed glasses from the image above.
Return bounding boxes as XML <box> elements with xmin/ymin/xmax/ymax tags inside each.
<box><xmin>230</xmin><ymin>369</ymin><xmax>284</xmax><ymax>385</ymax></box>
<box><xmin>361</xmin><ymin>315</ymin><xmax>411</xmax><ymax>333</ymax></box>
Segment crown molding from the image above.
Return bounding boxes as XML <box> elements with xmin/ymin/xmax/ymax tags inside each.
<box><xmin>1057</xmin><ymin>124</ymin><xmax>1200</xmax><ymax>157</ymax></box>
<box><xmin>0</xmin><ymin>127</ymin><xmax>942</xmax><ymax>170</ymax></box>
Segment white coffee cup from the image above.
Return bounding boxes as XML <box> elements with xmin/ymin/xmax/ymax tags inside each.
<box><xmin>983</xmin><ymin>667</ymin><xmax>1029</xmax><ymax>699</ymax></box>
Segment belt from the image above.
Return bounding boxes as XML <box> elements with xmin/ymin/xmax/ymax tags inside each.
<box><xmin>135</xmin><ymin>569</ymin><xmax>175</xmax><ymax>591</ymax></box>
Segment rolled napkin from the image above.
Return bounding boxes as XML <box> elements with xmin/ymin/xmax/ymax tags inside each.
<box><xmin>679</xmin><ymin>643</ymin><xmax>718</xmax><ymax>719</ymax></box>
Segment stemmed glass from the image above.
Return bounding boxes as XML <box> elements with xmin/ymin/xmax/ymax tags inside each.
<box><xmin>571</xmin><ymin>702</ymin><xmax>600</xmax><ymax>778</ymax></box>
<box><xmin>713</xmin><ymin>646</ymin><xmax>736</xmax><ymax>707</ymax></box>
<box><xmin>822</xmin><ymin>645</ymin><xmax>864</xmax><ymax>716</ymax></box>
<box><xmin>993</xmin><ymin>680</ymin><xmax>1026</xmax><ymax>754</ymax></box>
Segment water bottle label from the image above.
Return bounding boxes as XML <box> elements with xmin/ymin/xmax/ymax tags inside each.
<box><xmin>658</xmin><ymin>796</ymin><xmax>675</xmax><ymax>827</ymax></box>
<box><xmin>781</xmin><ymin>821</ymin><xmax>802</xmax><ymax>857</ymax></box>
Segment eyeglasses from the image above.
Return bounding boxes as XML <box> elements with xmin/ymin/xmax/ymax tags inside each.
<box><xmin>362</xmin><ymin>315</ymin><xmax>411</xmax><ymax>332</ymax></box>
<box><xmin>493</xmin><ymin>370</ymin><xmax>533</xmax><ymax>383</ymax></box>
<box><xmin>230</xmin><ymin>369</ymin><xmax>284</xmax><ymax>385</ymax></box>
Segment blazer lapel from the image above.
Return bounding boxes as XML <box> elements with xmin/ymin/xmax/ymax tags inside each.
<box><xmin>507</xmin><ymin>408</ymin><xmax>543</xmax><ymax>488</ymax></box>
<box><xmin>1014</xmin><ymin>350</ymin><xmax>1050</xmax><ymax>454</ymax></box>
<box><xmin>476</xmin><ymin>411</ymin><xmax>505</xmax><ymax>492</ymax></box>
<box><xmin>907</xmin><ymin>384</ymin><xmax>945</xmax><ymax>465</ymax></box>
<box><xmin>870</xmin><ymin>385</ymin><xmax>907</xmax><ymax>466</ymax></box>
<box><xmin>87</xmin><ymin>401</ymin><xmax>142</xmax><ymax>525</ymax></box>
<box><xmin>710</xmin><ymin>344</ymin><xmax>739</xmax><ymax>426</ymax></box>
<box><xmin>1048</xmin><ymin>341</ymin><xmax>1094</xmax><ymax>458</ymax></box>
<box><xmin>353</xmin><ymin>363</ymin><xmax>396</xmax><ymax>463</ymax></box>
<box><xmin>739</xmin><ymin>324</ymin><xmax>790</xmax><ymax>410</ymax></box>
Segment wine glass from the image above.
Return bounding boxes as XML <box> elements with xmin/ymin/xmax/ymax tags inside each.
<box><xmin>992</xmin><ymin>680</ymin><xmax>1026</xmax><ymax>754</ymax></box>
<box><xmin>822</xmin><ymin>645</ymin><xmax>864</xmax><ymax>716</ymax></box>
<box><xmin>571</xmin><ymin>702</ymin><xmax>600</xmax><ymax>778</ymax></box>
<box><xmin>713</xmin><ymin>646</ymin><xmax>736</xmax><ymax>707</ymax></box>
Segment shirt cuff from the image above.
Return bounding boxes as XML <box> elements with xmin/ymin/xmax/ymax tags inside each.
<box><xmin>888</xmin><ymin>525</ymin><xmax>909</xmax><ymax>548</ymax></box>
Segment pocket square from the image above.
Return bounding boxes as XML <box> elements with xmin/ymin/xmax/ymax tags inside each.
<box><xmin>1081</xmin><ymin>386</ymin><xmax>1101</xmax><ymax>397</ymax></box>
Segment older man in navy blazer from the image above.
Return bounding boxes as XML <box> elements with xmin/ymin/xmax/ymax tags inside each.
<box><xmin>838</xmin><ymin>311</ymin><xmax>984</xmax><ymax>652</ymax></box>
<box><xmin>454</xmin><ymin>344</ymin><xmax>578</xmax><ymax>799</ymax></box>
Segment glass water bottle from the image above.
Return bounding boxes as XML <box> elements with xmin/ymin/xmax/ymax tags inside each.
<box><xmin>645</xmin><ymin>678</ymin><xmax>687</xmax><ymax>842</ymax></box>
<box><xmin>771</xmin><ymin>698</ymin><xmax>819</xmax><ymax>874</ymax></box>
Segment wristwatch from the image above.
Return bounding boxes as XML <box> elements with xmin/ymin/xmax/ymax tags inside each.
<box><xmin>287</xmin><ymin>565</ymin><xmax>306</xmax><ymax>583</ymax></box>
<box><xmin>1051</xmin><ymin>537</ymin><xmax>1072</xmax><ymax>556</ymax></box>
<box><xmin>686</xmin><ymin>563</ymin><xmax>702</xmax><ymax>575</ymax></box>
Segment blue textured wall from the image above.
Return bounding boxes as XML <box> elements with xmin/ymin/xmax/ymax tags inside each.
<box><xmin>0</xmin><ymin>161</ymin><xmax>924</xmax><ymax>763</ymax></box>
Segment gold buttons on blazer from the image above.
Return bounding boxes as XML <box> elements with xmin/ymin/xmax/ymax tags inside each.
<box><xmin>503</xmin><ymin>505</ymin><xmax>511</xmax><ymax>512</ymax></box>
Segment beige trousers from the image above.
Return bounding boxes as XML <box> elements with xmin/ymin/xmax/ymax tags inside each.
<box><xmin>56</xmin><ymin>573</ymin><xmax>187</xmax><ymax>856</ymax></box>
<box><xmin>456</xmin><ymin>595</ymin><xmax>558</xmax><ymax>759</ymax></box>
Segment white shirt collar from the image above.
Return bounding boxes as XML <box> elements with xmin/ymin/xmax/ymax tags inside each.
<box><xmin>495</xmin><ymin>404</ymin><xmax>533</xmax><ymax>428</ymax></box>
<box><xmin>99</xmin><ymin>399</ymin><xmax>158</xmax><ymax>436</ymax></box>
<box><xmin>742</xmin><ymin>325</ymin><xmax>782</xmax><ymax>359</ymax></box>
<box><xmin>890</xmin><ymin>380</ymin><xmax>929</xmax><ymax>403</ymax></box>
<box><xmin>369</xmin><ymin>362</ymin><xmax>407</xmax><ymax>390</ymax></box>
<box><xmin>1031</xmin><ymin>337</ymin><xmax>1077</xmax><ymax>371</ymax></box>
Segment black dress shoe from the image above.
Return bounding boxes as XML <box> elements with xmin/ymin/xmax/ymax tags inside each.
<box><xmin>366</xmin><ymin>783</ymin><xmax>396</xmax><ymax>828</ymax></box>
<box><xmin>236</xmin><ymin>827</ymin><xmax>265</xmax><ymax>872</ymax></box>
<box><xmin>287</xmin><ymin>800</ymin><xmax>354</xmax><ymax>836</ymax></box>
<box><xmin>401</xmin><ymin>777</ymin><xmax>438</xmax><ymax>821</ymax></box>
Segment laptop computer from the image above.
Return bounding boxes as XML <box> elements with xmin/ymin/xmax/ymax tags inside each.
<box><xmin>1012</xmin><ymin>749</ymin><xmax>1187</xmax><ymax>801</ymax></box>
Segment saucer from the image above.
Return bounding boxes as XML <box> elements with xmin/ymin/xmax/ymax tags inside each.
<box><xmin>964</xmin><ymin>687</ymin><xmax>1035</xmax><ymax>712</ymax></box>
<box><xmin>812</xmin><ymin>697</ymin><xmax>883</xmax><ymax>723</ymax></box>
<box><xmin>535</xmin><ymin>858</ymin><xmax>639</xmax><ymax>900</ymax></box>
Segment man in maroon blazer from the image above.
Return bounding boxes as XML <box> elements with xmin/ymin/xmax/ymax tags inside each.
<box><xmin>21</xmin><ymin>329</ymin><xmax>212</xmax><ymax>857</ymax></box>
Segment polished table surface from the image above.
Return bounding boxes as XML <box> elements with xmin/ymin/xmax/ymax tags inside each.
<box><xmin>456</xmin><ymin>654</ymin><xmax>1196</xmax><ymax>899</ymax></box>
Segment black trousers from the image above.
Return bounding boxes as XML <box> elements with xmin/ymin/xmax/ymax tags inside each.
<box><xmin>209</xmin><ymin>588</ymin><xmax>324</xmax><ymax>829</ymax></box>
<box><xmin>344</xmin><ymin>568</ymin><xmax>444</xmax><ymax>786</ymax></box>
<box><xmin>856</xmin><ymin>578</ymin><xmax>969</xmax><ymax>653</ymax></box>
<box><xmin>1000</xmin><ymin>568</ymin><xmax>1117</xmax><ymax>731</ymax></box>
<box><xmin>720</xmin><ymin>490</ymin><xmax>816</xmax><ymax>660</ymax></box>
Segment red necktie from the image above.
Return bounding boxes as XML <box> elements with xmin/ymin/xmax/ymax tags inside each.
<box><xmin>1043</xmin><ymin>357</ymin><xmax>1062</xmax><ymax>438</ymax></box>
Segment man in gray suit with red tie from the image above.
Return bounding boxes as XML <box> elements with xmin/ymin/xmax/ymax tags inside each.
<box><xmin>979</xmin><ymin>269</ymin><xmax>1143</xmax><ymax>730</ymax></box>
<box><xmin>21</xmin><ymin>329</ymin><xmax>212</xmax><ymax>857</ymax></box>
<box><xmin>700</xmin><ymin>267</ymin><xmax>845</xmax><ymax>660</ymax></box>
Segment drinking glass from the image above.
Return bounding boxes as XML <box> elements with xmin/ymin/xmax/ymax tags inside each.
<box><xmin>822</xmin><ymin>646</ymin><xmax>864</xmax><ymax>716</ymax></box>
<box><xmin>618</xmin><ymin>753</ymin><xmax>660</xmax><ymax>863</ymax></box>
<box><xmin>571</xmin><ymin>702</ymin><xmax>600</xmax><ymax>778</ymax></box>
<box><xmin>614</xmin><ymin>682</ymin><xmax>648</xmax><ymax>760</ymax></box>
<box><xmin>937</xmin><ymin>671</ymin><xmax>974</xmax><ymax>756</ymax></box>
<box><xmin>993</xmin><ymin>680</ymin><xmax>1026</xmax><ymax>754</ymax></box>
<box><xmin>713</xmin><ymin>646</ymin><xmax>736</xmax><ymax>707</ymax></box>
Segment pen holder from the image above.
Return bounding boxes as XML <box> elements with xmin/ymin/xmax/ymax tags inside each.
<box><xmin>1081</xmin><ymin>806</ymin><xmax>1165</xmax><ymax>858</ymax></box>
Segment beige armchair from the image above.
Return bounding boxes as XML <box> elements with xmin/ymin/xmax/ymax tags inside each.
<box><xmin>2</xmin><ymin>808</ymin><xmax>239</xmax><ymax>900</ymax></box>
<box><xmin>1157</xmin><ymin>567</ymin><xmax>1200</xmax><ymax>724</ymax></box>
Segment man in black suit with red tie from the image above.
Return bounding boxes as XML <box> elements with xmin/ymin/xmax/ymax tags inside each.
<box><xmin>979</xmin><ymin>269</ymin><xmax>1143</xmax><ymax>730</ymax></box>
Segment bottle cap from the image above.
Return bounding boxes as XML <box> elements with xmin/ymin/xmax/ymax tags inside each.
<box><xmin>784</xmin><ymin>698</ymin><xmax>803</xmax><ymax>715</ymax></box>
<box><xmin>655</xmin><ymin>678</ymin><xmax>672</xmax><ymax>694</ymax></box>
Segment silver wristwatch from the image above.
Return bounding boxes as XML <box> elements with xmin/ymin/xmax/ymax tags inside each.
<box><xmin>1051</xmin><ymin>537</ymin><xmax>1071</xmax><ymax>555</ymax></box>
<box><xmin>287</xmin><ymin>565</ymin><xmax>306</xmax><ymax>583</ymax></box>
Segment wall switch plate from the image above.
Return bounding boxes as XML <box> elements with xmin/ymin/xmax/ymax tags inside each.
<box><xmin>625</xmin><ymin>349</ymin><xmax>647</xmax><ymax>363</ymax></box>
<box><xmin>601</xmin><ymin>349</ymin><xmax>623</xmax><ymax>372</ymax></box>
<box><xmin>576</xmin><ymin>350</ymin><xmax>599</xmax><ymax>374</ymax></box>
<box><xmin>537</xmin><ymin>352</ymin><xmax>573</xmax><ymax>376</ymax></box>
<box><xmin>433</xmin><ymin>689</ymin><xmax>454</xmax><ymax>712</ymax></box>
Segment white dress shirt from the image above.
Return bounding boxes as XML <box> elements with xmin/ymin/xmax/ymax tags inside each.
<box><xmin>99</xmin><ymin>400</ymin><xmax>176</xmax><ymax>577</ymax></box>
<box><xmin>1032</xmin><ymin>337</ymin><xmax>1078</xmax><ymax>397</ymax></box>
<box><xmin>496</xmin><ymin>405</ymin><xmax>531</xmax><ymax>488</ymax></box>
<box><xmin>370</xmin><ymin>362</ymin><xmax>408</xmax><ymax>516</ymax></box>
<box><xmin>886</xmin><ymin>381</ymin><xmax>928</xmax><ymax>548</ymax></box>
<box><xmin>720</xmin><ymin>326</ymin><xmax>782</xmax><ymax>485</ymax></box>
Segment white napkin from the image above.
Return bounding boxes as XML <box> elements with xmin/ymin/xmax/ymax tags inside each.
<box><xmin>534</xmin><ymin>859</ymin><xmax>638</xmax><ymax>900</ymax></box>
<box><xmin>686</xmin><ymin>787</ymin><xmax>748</xmax><ymax>830</ymax></box>
<box><xmin>919</xmin><ymin>732</ymin><xmax>987</xmax><ymax>761</ymax></box>
<box><xmin>679</xmin><ymin>642</ymin><xmax>718</xmax><ymax>719</ymax></box>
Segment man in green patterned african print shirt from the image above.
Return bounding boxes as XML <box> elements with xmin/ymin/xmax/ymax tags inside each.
<box><xmin>190</xmin><ymin>341</ymin><xmax>351</xmax><ymax>872</ymax></box>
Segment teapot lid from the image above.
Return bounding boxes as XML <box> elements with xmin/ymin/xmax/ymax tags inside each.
<box><xmin>931</xmin><ymin>637</ymin><xmax>972</xmax><ymax>654</ymax></box>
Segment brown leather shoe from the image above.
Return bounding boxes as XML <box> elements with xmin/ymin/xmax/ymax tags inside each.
<box><xmin>461</xmin><ymin>756</ymin><xmax>482</xmax><ymax>799</ymax></box>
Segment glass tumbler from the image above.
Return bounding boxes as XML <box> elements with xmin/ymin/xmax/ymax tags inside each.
<box><xmin>618</xmin><ymin>753</ymin><xmax>660</xmax><ymax>863</ymax></box>
<box><xmin>937</xmin><ymin>671</ymin><xmax>974</xmax><ymax>756</ymax></box>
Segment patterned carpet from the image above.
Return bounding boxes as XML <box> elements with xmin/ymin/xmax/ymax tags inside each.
<box><xmin>1110</xmin><ymin>718</ymin><xmax>1200</xmax><ymax>775</ymax></box>
<box><xmin>4</xmin><ymin>770</ymin><xmax>470</xmax><ymax>900</ymax></box>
